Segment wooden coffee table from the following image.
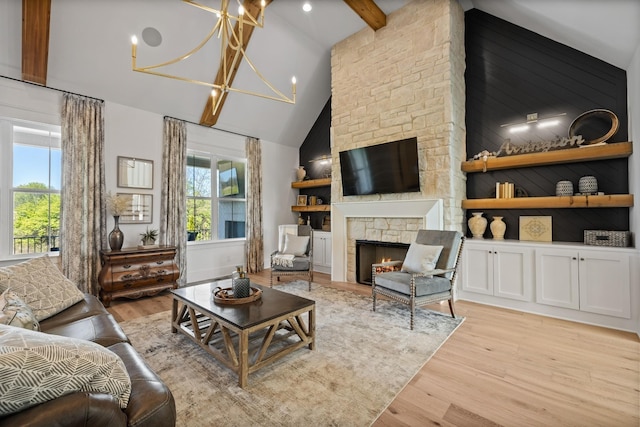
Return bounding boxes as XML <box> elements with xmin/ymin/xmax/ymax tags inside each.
<box><xmin>170</xmin><ymin>282</ymin><xmax>315</xmax><ymax>387</ymax></box>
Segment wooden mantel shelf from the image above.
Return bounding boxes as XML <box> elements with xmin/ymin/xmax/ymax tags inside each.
<box><xmin>291</xmin><ymin>178</ymin><xmax>331</xmax><ymax>189</ymax></box>
<box><xmin>461</xmin><ymin>142</ymin><xmax>632</xmax><ymax>173</ymax></box>
<box><xmin>462</xmin><ymin>194</ymin><xmax>634</xmax><ymax>210</ymax></box>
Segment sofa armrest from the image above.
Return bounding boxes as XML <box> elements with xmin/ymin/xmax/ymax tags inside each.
<box><xmin>0</xmin><ymin>392</ymin><xmax>127</xmax><ymax>427</ymax></box>
<box><xmin>108</xmin><ymin>343</ymin><xmax>176</xmax><ymax>427</ymax></box>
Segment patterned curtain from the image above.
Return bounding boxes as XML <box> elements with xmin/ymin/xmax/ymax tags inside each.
<box><xmin>60</xmin><ymin>93</ymin><xmax>106</xmax><ymax>295</ymax></box>
<box><xmin>245</xmin><ymin>137</ymin><xmax>264</xmax><ymax>273</ymax></box>
<box><xmin>160</xmin><ymin>117</ymin><xmax>187</xmax><ymax>286</ymax></box>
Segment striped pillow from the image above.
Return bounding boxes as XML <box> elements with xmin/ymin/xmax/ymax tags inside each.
<box><xmin>0</xmin><ymin>324</ymin><xmax>131</xmax><ymax>415</ymax></box>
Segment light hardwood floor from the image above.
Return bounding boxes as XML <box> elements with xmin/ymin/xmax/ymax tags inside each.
<box><xmin>107</xmin><ymin>271</ymin><xmax>640</xmax><ymax>426</ymax></box>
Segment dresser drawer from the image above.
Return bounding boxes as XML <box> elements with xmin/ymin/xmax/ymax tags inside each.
<box><xmin>110</xmin><ymin>259</ymin><xmax>173</xmax><ymax>274</ymax></box>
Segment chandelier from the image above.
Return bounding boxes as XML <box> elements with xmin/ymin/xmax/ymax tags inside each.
<box><xmin>130</xmin><ymin>0</ymin><xmax>296</xmax><ymax>116</ymax></box>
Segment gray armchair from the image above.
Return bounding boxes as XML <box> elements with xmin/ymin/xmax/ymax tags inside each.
<box><xmin>270</xmin><ymin>225</ymin><xmax>313</xmax><ymax>290</ymax></box>
<box><xmin>372</xmin><ymin>229</ymin><xmax>464</xmax><ymax>330</ymax></box>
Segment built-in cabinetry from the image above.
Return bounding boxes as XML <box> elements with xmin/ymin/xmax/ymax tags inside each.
<box><xmin>312</xmin><ymin>231</ymin><xmax>332</xmax><ymax>274</ymax></box>
<box><xmin>535</xmin><ymin>247</ymin><xmax>630</xmax><ymax>318</ymax></box>
<box><xmin>462</xmin><ymin>240</ymin><xmax>533</xmax><ymax>301</ymax></box>
<box><xmin>458</xmin><ymin>239</ymin><xmax>636</xmax><ymax>330</ymax></box>
<box><xmin>291</xmin><ymin>178</ymin><xmax>331</xmax><ymax>213</ymax></box>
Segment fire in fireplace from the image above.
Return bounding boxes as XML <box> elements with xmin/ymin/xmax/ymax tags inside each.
<box><xmin>355</xmin><ymin>240</ymin><xmax>410</xmax><ymax>285</ymax></box>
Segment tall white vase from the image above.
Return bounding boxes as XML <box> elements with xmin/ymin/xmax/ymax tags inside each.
<box><xmin>490</xmin><ymin>216</ymin><xmax>506</xmax><ymax>240</ymax></box>
<box><xmin>468</xmin><ymin>212</ymin><xmax>487</xmax><ymax>239</ymax></box>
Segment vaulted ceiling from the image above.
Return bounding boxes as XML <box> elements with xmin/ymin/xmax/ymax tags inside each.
<box><xmin>2</xmin><ymin>0</ymin><xmax>639</xmax><ymax>148</ymax></box>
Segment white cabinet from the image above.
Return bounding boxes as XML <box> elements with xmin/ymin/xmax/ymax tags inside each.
<box><xmin>462</xmin><ymin>240</ymin><xmax>534</xmax><ymax>302</ymax></box>
<box><xmin>536</xmin><ymin>247</ymin><xmax>631</xmax><ymax>318</ymax></box>
<box><xmin>312</xmin><ymin>231</ymin><xmax>331</xmax><ymax>274</ymax></box>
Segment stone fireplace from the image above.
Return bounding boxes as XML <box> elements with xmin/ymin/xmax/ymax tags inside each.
<box><xmin>329</xmin><ymin>0</ymin><xmax>466</xmax><ymax>282</ymax></box>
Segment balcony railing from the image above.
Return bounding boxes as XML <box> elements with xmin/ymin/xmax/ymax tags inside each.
<box><xmin>13</xmin><ymin>235</ymin><xmax>59</xmax><ymax>255</ymax></box>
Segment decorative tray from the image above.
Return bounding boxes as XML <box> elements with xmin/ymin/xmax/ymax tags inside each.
<box><xmin>212</xmin><ymin>286</ymin><xmax>262</xmax><ymax>305</ymax></box>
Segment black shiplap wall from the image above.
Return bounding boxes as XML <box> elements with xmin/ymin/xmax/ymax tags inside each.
<box><xmin>465</xmin><ymin>9</ymin><xmax>629</xmax><ymax>242</ymax></box>
<box><xmin>298</xmin><ymin>97</ymin><xmax>331</xmax><ymax>229</ymax></box>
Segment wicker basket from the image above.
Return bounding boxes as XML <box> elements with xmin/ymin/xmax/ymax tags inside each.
<box><xmin>584</xmin><ymin>230</ymin><xmax>631</xmax><ymax>247</ymax></box>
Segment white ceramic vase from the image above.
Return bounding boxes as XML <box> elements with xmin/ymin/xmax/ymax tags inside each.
<box><xmin>296</xmin><ymin>166</ymin><xmax>306</xmax><ymax>181</ymax></box>
<box><xmin>468</xmin><ymin>212</ymin><xmax>487</xmax><ymax>239</ymax></box>
<box><xmin>490</xmin><ymin>216</ymin><xmax>506</xmax><ymax>240</ymax></box>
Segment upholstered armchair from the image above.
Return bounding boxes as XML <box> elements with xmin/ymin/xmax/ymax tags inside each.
<box><xmin>270</xmin><ymin>225</ymin><xmax>313</xmax><ymax>290</ymax></box>
<box><xmin>372</xmin><ymin>229</ymin><xmax>464</xmax><ymax>330</ymax></box>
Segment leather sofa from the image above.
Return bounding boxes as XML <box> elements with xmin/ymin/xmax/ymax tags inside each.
<box><xmin>0</xmin><ymin>294</ymin><xmax>176</xmax><ymax>427</ymax></box>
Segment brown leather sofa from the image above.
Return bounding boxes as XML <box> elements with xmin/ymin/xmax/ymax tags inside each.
<box><xmin>0</xmin><ymin>294</ymin><xmax>176</xmax><ymax>427</ymax></box>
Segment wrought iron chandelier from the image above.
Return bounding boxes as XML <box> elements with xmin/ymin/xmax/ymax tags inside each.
<box><xmin>130</xmin><ymin>0</ymin><xmax>296</xmax><ymax>115</ymax></box>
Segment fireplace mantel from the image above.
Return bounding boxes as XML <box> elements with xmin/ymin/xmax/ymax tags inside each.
<box><xmin>331</xmin><ymin>199</ymin><xmax>443</xmax><ymax>281</ymax></box>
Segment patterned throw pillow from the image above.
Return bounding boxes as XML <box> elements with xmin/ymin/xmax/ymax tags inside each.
<box><xmin>0</xmin><ymin>256</ymin><xmax>84</xmax><ymax>321</ymax></box>
<box><xmin>0</xmin><ymin>324</ymin><xmax>131</xmax><ymax>415</ymax></box>
<box><xmin>0</xmin><ymin>290</ymin><xmax>40</xmax><ymax>331</ymax></box>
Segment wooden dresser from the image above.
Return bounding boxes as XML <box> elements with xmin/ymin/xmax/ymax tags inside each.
<box><xmin>99</xmin><ymin>246</ymin><xmax>179</xmax><ymax>307</ymax></box>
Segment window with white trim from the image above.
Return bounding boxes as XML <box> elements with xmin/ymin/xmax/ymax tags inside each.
<box><xmin>0</xmin><ymin>118</ymin><xmax>62</xmax><ymax>257</ymax></box>
<box><xmin>186</xmin><ymin>149</ymin><xmax>246</xmax><ymax>242</ymax></box>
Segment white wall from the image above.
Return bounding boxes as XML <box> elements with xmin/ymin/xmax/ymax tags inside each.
<box><xmin>0</xmin><ymin>78</ymin><xmax>298</xmax><ymax>281</ymax></box>
<box><xmin>628</xmin><ymin>43</ymin><xmax>640</xmax><ymax>335</ymax></box>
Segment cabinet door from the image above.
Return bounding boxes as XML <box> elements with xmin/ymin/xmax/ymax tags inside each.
<box><xmin>493</xmin><ymin>245</ymin><xmax>533</xmax><ymax>301</ymax></box>
<box><xmin>322</xmin><ymin>234</ymin><xmax>332</xmax><ymax>268</ymax></box>
<box><xmin>579</xmin><ymin>251</ymin><xmax>631</xmax><ymax>318</ymax></box>
<box><xmin>462</xmin><ymin>244</ymin><xmax>493</xmax><ymax>295</ymax></box>
<box><xmin>312</xmin><ymin>233</ymin><xmax>332</xmax><ymax>273</ymax></box>
<box><xmin>535</xmin><ymin>248</ymin><xmax>579</xmax><ymax>309</ymax></box>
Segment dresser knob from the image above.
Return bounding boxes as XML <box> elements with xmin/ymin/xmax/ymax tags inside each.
<box><xmin>123</xmin><ymin>264</ymin><xmax>132</xmax><ymax>269</ymax></box>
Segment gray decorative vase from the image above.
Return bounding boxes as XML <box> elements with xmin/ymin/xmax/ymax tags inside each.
<box><xmin>232</xmin><ymin>277</ymin><xmax>251</xmax><ymax>298</ymax></box>
<box><xmin>578</xmin><ymin>175</ymin><xmax>598</xmax><ymax>194</ymax></box>
<box><xmin>555</xmin><ymin>180</ymin><xmax>573</xmax><ymax>196</ymax></box>
<box><xmin>108</xmin><ymin>216</ymin><xmax>124</xmax><ymax>251</ymax></box>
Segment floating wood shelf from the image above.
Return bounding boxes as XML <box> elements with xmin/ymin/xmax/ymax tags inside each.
<box><xmin>291</xmin><ymin>205</ymin><xmax>331</xmax><ymax>212</ymax></box>
<box><xmin>462</xmin><ymin>194</ymin><xmax>634</xmax><ymax>210</ymax></box>
<box><xmin>461</xmin><ymin>142</ymin><xmax>632</xmax><ymax>173</ymax></box>
<box><xmin>291</xmin><ymin>178</ymin><xmax>332</xmax><ymax>189</ymax></box>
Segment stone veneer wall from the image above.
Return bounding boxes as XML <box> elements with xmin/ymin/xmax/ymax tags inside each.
<box><xmin>331</xmin><ymin>0</ymin><xmax>466</xmax><ymax>281</ymax></box>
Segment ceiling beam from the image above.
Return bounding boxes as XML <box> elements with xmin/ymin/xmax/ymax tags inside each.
<box><xmin>200</xmin><ymin>0</ymin><xmax>272</xmax><ymax>127</ymax></box>
<box><xmin>22</xmin><ymin>0</ymin><xmax>51</xmax><ymax>85</ymax></box>
<box><xmin>343</xmin><ymin>0</ymin><xmax>387</xmax><ymax>31</ymax></box>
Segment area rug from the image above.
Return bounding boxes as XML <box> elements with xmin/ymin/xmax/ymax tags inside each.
<box><xmin>120</xmin><ymin>281</ymin><xmax>464</xmax><ymax>427</ymax></box>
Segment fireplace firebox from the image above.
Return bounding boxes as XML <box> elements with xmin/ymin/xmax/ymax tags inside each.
<box><xmin>355</xmin><ymin>240</ymin><xmax>410</xmax><ymax>285</ymax></box>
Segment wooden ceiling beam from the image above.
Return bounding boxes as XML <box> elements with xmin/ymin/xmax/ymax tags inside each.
<box><xmin>200</xmin><ymin>0</ymin><xmax>272</xmax><ymax>127</ymax></box>
<box><xmin>22</xmin><ymin>0</ymin><xmax>51</xmax><ymax>85</ymax></box>
<box><xmin>343</xmin><ymin>0</ymin><xmax>387</xmax><ymax>31</ymax></box>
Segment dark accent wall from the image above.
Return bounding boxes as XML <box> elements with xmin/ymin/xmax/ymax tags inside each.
<box><xmin>465</xmin><ymin>9</ymin><xmax>629</xmax><ymax>242</ymax></box>
<box><xmin>298</xmin><ymin>97</ymin><xmax>331</xmax><ymax>229</ymax></box>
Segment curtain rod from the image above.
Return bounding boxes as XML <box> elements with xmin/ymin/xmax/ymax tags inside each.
<box><xmin>163</xmin><ymin>115</ymin><xmax>257</xmax><ymax>140</ymax></box>
<box><xmin>0</xmin><ymin>75</ymin><xmax>257</xmax><ymax>140</ymax></box>
<box><xmin>1</xmin><ymin>74</ymin><xmax>104</xmax><ymax>103</ymax></box>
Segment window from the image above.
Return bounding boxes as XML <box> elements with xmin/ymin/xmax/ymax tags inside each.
<box><xmin>186</xmin><ymin>150</ymin><xmax>246</xmax><ymax>242</ymax></box>
<box><xmin>0</xmin><ymin>118</ymin><xmax>62</xmax><ymax>256</ymax></box>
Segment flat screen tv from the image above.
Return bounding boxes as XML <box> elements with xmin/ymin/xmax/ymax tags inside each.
<box><xmin>339</xmin><ymin>137</ymin><xmax>420</xmax><ymax>196</ymax></box>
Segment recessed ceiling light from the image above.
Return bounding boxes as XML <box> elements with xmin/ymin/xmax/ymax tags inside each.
<box><xmin>302</xmin><ymin>2</ymin><xmax>312</xmax><ymax>12</ymax></box>
<box><xmin>141</xmin><ymin>27</ymin><xmax>162</xmax><ymax>47</ymax></box>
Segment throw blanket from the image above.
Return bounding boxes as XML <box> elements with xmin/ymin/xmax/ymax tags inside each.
<box><xmin>272</xmin><ymin>253</ymin><xmax>295</xmax><ymax>268</ymax></box>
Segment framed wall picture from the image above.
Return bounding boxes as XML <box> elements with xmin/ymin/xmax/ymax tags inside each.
<box><xmin>297</xmin><ymin>195</ymin><xmax>308</xmax><ymax>206</ymax></box>
<box><xmin>117</xmin><ymin>157</ymin><xmax>154</xmax><ymax>189</ymax></box>
<box><xmin>519</xmin><ymin>216</ymin><xmax>552</xmax><ymax>242</ymax></box>
<box><xmin>117</xmin><ymin>193</ymin><xmax>152</xmax><ymax>224</ymax></box>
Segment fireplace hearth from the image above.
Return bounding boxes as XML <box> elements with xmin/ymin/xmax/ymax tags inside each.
<box><xmin>355</xmin><ymin>240</ymin><xmax>410</xmax><ymax>285</ymax></box>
